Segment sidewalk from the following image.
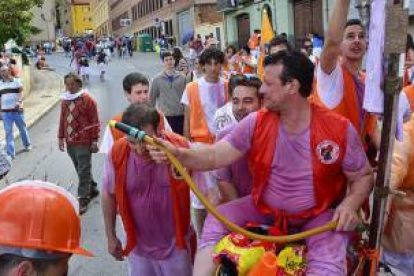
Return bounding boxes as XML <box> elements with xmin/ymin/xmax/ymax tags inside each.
<box><xmin>0</xmin><ymin>69</ymin><xmax>63</xmax><ymax>141</ymax></box>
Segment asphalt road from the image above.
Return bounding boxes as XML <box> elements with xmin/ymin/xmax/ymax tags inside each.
<box><xmin>3</xmin><ymin>52</ymin><xmax>164</xmax><ymax>275</ymax></box>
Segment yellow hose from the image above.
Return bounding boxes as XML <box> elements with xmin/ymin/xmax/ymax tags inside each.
<box><xmin>142</xmin><ymin>134</ymin><xmax>338</xmax><ymax>243</ymax></box>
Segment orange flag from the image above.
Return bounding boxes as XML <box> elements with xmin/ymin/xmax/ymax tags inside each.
<box><xmin>258</xmin><ymin>9</ymin><xmax>275</xmax><ymax>80</ymax></box>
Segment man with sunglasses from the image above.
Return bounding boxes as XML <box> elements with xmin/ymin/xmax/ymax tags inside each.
<box><xmin>149</xmin><ymin>51</ymin><xmax>374</xmax><ymax>276</ymax></box>
<box><xmin>214</xmin><ymin>74</ymin><xmax>262</xmax><ymax>204</ymax></box>
<box><xmin>302</xmin><ymin>38</ymin><xmax>317</xmax><ymax>64</ymax></box>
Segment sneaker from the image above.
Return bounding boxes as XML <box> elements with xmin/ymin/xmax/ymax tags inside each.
<box><xmin>24</xmin><ymin>145</ymin><xmax>33</xmax><ymax>152</ymax></box>
<box><xmin>79</xmin><ymin>197</ymin><xmax>90</xmax><ymax>215</ymax></box>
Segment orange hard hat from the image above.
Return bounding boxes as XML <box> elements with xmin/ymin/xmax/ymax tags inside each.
<box><xmin>0</xmin><ymin>181</ymin><xmax>93</xmax><ymax>257</ymax></box>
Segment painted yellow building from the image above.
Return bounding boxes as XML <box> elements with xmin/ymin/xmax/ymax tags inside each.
<box><xmin>91</xmin><ymin>0</ymin><xmax>110</xmax><ymax>37</ymax></box>
<box><xmin>71</xmin><ymin>0</ymin><xmax>93</xmax><ymax>35</ymax></box>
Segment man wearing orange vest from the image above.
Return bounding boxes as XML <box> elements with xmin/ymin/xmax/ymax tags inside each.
<box><xmin>102</xmin><ymin>104</ymin><xmax>193</xmax><ymax>276</ymax></box>
<box><xmin>316</xmin><ymin>0</ymin><xmax>376</xmax><ymax>144</ymax></box>
<box><xmin>181</xmin><ymin>48</ymin><xmax>229</xmax><ymax>238</ymax></box>
<box><xmin>149</xmin><ymin>51</ymin><xmax>374</xmax><ymax>276</ymax></box>
<box><xmin>381</xmin><ymin>114</ymin><xmax>414</xmax><ymax>275</ymax></box>
<box><xmin>0</xmin><ymin>181</ymin><xmax>93</xmax><ymax>276</ymax></box>
<box><xmin>99</xmin><ymin>72</ymin><xmax>171</xmax><ymax>154</ymax></box>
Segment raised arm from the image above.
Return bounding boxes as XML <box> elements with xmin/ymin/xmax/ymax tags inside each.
<box><xmin>320</xmin><ymin>0</ymin><xmax>351</xmax><ymax>74</ymax></box>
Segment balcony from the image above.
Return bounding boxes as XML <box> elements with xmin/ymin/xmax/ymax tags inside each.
<box><xmin>216</xmin><ymin>0</ymin><xmax>253</xmax><ymax>12</ymax></box>
<box><xmin>216</xmin><ymin>0</ymin><xmax>237</xmax><ymax>11</ymax></box>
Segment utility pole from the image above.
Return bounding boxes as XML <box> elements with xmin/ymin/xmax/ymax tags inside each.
<box><xmin>359</xmin><ymin>0</ymin><xmax>409</xmax><ymax>274</ymax></box>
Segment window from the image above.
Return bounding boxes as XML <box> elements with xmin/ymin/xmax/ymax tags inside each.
<box><xmin>138</xmin><ymin>2</ymin><xmax>141</xmax><ymax>17</ymax></box>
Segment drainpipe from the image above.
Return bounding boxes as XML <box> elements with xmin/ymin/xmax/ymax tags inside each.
<box><xmin>272</xmin><ymin>0</ymin><xmax>278</xmax><ymax>33</ymax></box>
<box><xmin>325</xmin><ymin>0</ymin><xmax>330</xmax><ymax>31</ymax></box>
<box><xmin>223</xmin><ymin>11</ymin><xmax>228</xmax><ymax>47</ymax></box>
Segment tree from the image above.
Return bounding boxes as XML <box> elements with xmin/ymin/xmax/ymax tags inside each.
<box><xmin>0</xmin><ymin>0</ymin><xmax>44</xmax><ymax>46</ymax></box>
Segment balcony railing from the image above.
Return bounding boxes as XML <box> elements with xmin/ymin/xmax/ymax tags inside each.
<box><xmin>216</xmin><ymin>0</ymin><xmax>253</xmax><ymax>12</ymax></box>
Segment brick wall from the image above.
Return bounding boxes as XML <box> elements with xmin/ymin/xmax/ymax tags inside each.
<box><xmin>196</xmin><ymin>4</ymin><xmax>222</xmax><ymax>25</ymax></box>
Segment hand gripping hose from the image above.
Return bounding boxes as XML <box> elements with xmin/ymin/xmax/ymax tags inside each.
<box><xmin>109</xmin><ymin>121</ymin><xmax>339</xmax><ymax>242</ymax></box>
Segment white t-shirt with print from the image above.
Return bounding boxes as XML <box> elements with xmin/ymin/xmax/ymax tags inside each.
<box><xmin>214</xmin><ymin>102</ymin><xmax>236</xmax><ymax>133</ymax></box>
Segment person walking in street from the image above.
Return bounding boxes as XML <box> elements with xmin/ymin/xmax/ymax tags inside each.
<box><xmin>58</xmin><ymin>73</ymin><xmax>100</xmax><ymax>214</ymax></box>
<box><xmin>0</xmin><ymin>181</ymin><xmax>93</xmax><ymax>276</ymax></box>
<box><xmin>172</xmin><ymin>47</ymin><xmax>184</xmax><ymax>69</ymax></box>
<box><xmin>100</xmin><ymin>72</ymin><xmax>172</xmax><ymax>154</ymax></box>
<box><xmin>102</xmin><ymin>104</ymin><xmax>194</xmax><ymax>276</ymax></box>
<box><xmin>0</xmin><ymin>65</ymin><xmax>31</xmax><ymax>159</ymax></box>
<box><xmin>150</xmin><ymin>51</ymin><xmax>187</xmax><ymax>135</ymax></box>
<box><xmin>96</xmin><ymin>49</ymin><xmax>108</xmax><ymax>81</ymax></box>
<box><xmin>181</xmin><ymin>48</ymin><xmax>229</xmax><ymax>238</ymax></box>
<box><xmin>78</xmin><ymin>54</ymin><xmax>90</xmax><ymax>83</ymax></box>
<box><xmin>127</xmin><ymin>37</ymin><xmax>133</xmax><ymax>57</ymax></box>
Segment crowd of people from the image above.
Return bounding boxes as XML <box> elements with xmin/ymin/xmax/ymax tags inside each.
<box><xmin>2</xmin><ymin>0</ymin><xmax>414</xmax><ymax>275</ymax></box>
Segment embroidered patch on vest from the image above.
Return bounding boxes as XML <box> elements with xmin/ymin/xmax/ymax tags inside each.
<box><xmin>316</xmin><ymin>140</ymin><xmax>340</xmax><ymax>164</ymax></box>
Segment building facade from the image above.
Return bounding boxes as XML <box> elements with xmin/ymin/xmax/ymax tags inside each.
<box><xmin>109</xmin><ymin>0</ymin><xmax>223</xmax><ymax>47</ymax></box>
<box><xmin>91</xmin><ymin>0</ymin><xmax>110</xmax><ymax>37</ymax></box>
<box><xmin>218</xmin><ymin>0</ymin><xmax>364</xmax><ymax>48</ymax></box>
<box><xmin>71</xmin><ymin>0</ymin><xmax>93</xmax><ymax>36</ymax></box>
<box><xmin>29</xmin><ymin>0</ymin><xmax>57</xmax><ymax>43</ymax></box>
<box><xmin>56</xmin><ymin>0</ymin><xmax>73</xmax><ymax>37</ymax></box>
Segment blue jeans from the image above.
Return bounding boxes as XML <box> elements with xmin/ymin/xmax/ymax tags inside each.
<box><xmin>2</xmin><ymin>111</ymin><xmax>31</xmax><ymax>157</ymax></box>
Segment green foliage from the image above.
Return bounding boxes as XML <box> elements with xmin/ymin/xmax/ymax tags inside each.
<box><xmin>0</xmin><ymin>0</ymin><xmax>45</xmax><ymax>46</ymax></box>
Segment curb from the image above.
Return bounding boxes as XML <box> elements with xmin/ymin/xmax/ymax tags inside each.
<box><xmin>25</xmin><ymin>71</ymin><xmax>64</xmax><ymax>130</ymax></box>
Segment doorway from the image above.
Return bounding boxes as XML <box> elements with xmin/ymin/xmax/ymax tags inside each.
<box><xmin>293</xmin><ymin>0</ymin><xmax>323</xmax><ymax>48</ymax></box>
<box><xmin>236</xmin><ymin>13</ymin><xmax>251</xmax><ymax>48</ymax></box>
